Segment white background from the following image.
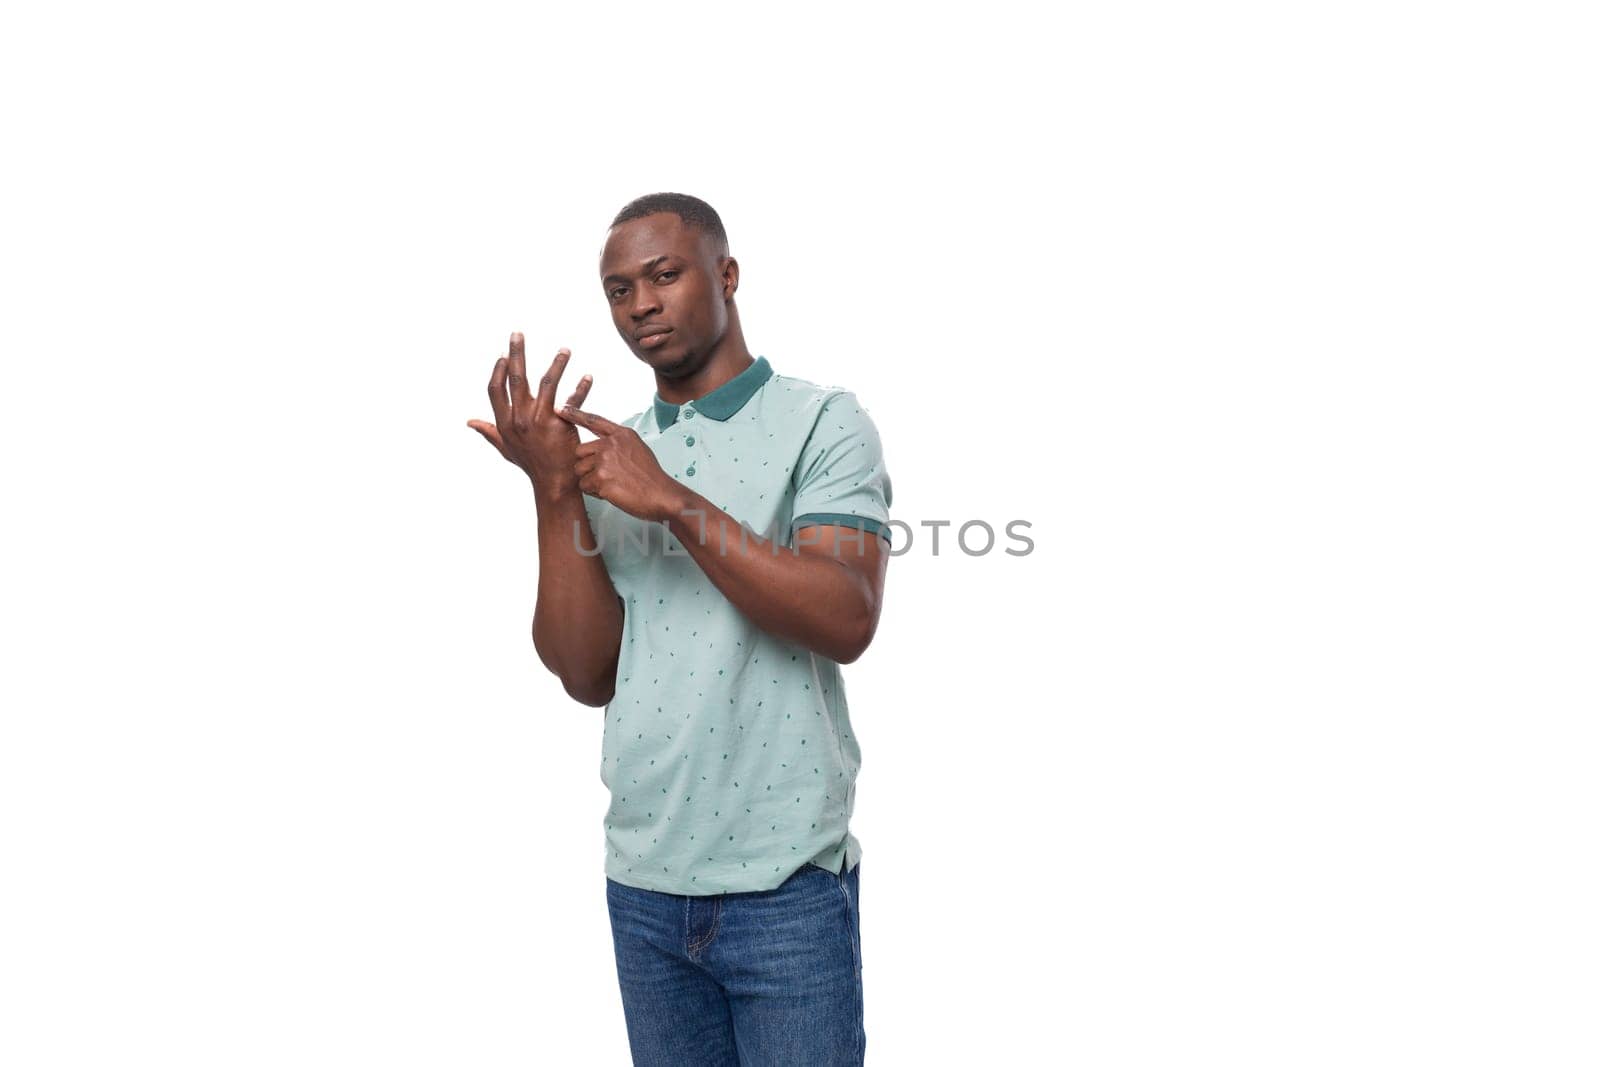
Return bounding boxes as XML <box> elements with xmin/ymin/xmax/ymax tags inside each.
<box><xmin>3</xmin><ymin>2</ymin><xmax>1596</xmax><ymax>1064</ymax></box>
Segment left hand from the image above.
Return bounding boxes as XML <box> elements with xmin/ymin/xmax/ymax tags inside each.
<box><xmin>558</xmin><ymin>404</ymin><xmax>686</xmax><ymax>522</ymax></box>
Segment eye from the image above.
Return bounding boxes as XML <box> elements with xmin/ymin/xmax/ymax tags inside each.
<box><xmin>656</xmin><ymin>271</ymin><xmax>678</xmax><ymax>283</ymax></box>
<box><xmin>608</xmin><ymin>286</ymin><xmax>628</xmax><ymax>301</ymax></box>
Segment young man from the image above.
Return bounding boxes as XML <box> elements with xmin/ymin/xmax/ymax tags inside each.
<box><xmin>467</xmin><ymin>193</ymin><xmax>891</xmax><ymax>1065</ymax></box>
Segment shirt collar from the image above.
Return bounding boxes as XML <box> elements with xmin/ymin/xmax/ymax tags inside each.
<box><xmin>653</xmin><ymin>355</ymin><xmax>774</xmax><ymax>430</ymax></box>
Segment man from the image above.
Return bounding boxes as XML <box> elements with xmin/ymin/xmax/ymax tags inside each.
<box><xmin>467</xmin><ymin>192</ymin><xmax>891</xmax><ymax>1065</ymax></box>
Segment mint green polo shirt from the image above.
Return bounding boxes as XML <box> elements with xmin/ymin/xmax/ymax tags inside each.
<box><xmin>580</xmin><ymin>355</ymin><xmax>893</xmax><ymax>895</ymax></box>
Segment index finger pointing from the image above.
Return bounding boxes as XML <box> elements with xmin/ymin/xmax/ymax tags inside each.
<box><xmin>559</xmin><ymin>404</ymin><xmax>622</xmax><ymax>436</ymax></box>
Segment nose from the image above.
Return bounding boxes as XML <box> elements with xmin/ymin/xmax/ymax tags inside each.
<box><xmin>628</xmin><ymin>286</ymin><xmax>661</xmax><ymax>321</ymax></box>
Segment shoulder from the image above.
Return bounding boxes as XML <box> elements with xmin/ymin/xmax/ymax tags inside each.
<box><xmin>767</xmin><ymin>372</ymin><xmax>872</xmax><ymax>427</ymax></box>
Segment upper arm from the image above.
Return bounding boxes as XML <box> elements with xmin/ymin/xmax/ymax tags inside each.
<box><xmin>788</xmin><ymin>391</ymin><xmax>894</xmax><ymax>660</ymax></box>
<box><xmin>794</xmin><ymin>529</ymin><xmax>889</xmax><ymax>663</ymax></box>
<box><xmin>789</xmin><ymin>390</ymin><xmax>894</xmax><ymax>547</ymax></box>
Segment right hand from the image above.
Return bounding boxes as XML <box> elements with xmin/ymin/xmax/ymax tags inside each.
<box><xmin>467</xmin><ymin>332</ymin><xmax>594</xmax><ymax>493</ymax></box>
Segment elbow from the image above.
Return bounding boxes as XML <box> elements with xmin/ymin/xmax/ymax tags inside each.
<box><xmin>562</xmin><ymin>659</ymin><xmax>618</xmax><ymax>708</ymax></box>
<box><xmin>563</xmin><ymin>684</ymin><xmax>611</xmax><ymax>710</ymax></box>
<box><xmin>535</xmin><ymin>650</ymin><xmax>614</xmax><ymax>708</ymax></box>
<box><xmin>833</xmin><ymin>614</ymin><xmax>878</xmax><ymax>665</ymax></box>
<box><xmin>565</xmin><ymin>678</ymin><xmax>614</xmax><ymax>708</ymax></box>
<box><xmin>561</xmin><ymin>659</ymin><xmax>617</xmax><ymax>707</ymax></box>
<box><xmin>535</xmin><ymin>625</ymin><xmax>617</xmax><ymax>707</ymax></box>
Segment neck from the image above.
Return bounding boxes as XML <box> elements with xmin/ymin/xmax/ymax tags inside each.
<box><xmin>654</xmin><ymin>311</ymin><xmax>754</xmax><ymax>405</ymax></box>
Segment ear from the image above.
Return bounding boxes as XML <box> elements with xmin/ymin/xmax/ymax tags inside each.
<box><xmin>721</xmin><ymin>256</ymin><xmax>739</xmax><ymax>301</ymax></box>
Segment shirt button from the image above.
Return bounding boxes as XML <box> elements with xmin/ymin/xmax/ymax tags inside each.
<box><xmin>685</xmin><ymin>435</ymin><xmax>695</xmax><ymax>446</ymax></box>
<box><xmin>686</xmin><ymin>465</ymin><xmax>696</xmax><ymax>477</ymax></box>
<box><xmin>683</xmin><ymin>408</ymin><xmax>695</xmax><ymax>420</ymax></box>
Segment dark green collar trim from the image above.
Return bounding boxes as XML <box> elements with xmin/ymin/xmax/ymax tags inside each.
<box><xmin>654</xmin><ymin>355</ymin><xmax>774</xmax><ymax>431</ymax></box>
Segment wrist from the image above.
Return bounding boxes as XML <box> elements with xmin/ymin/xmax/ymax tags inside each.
<box><xmin>532</xmin><ymin>473</ymin><xmax>582</xmax><ymax>508</ymax></box>
<box><xmin>653</xmin><ymin>481</ymin><xmax>699</xmax><ymax>526</ymax></box>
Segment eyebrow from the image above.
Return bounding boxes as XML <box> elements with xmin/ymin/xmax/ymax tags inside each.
<box><xmin>603</xmin><ymin>255</ymin><xmax>674</xmax><ymax>285</ymax></box>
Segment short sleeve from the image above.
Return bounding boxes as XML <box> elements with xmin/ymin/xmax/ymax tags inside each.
<box><xmin>790</xmin><ymin>390</ymin><xmax>894</xmax><ymax>546</ymax></box>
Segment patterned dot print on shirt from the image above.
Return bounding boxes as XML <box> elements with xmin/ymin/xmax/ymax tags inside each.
<box><xmin>586</xmin><ymin>362</ymin><xmax>885</xmax><ymax>894</ymax></box>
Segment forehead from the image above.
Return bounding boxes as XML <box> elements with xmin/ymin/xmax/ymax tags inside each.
<box><xmin>600</xmin><ymin>213</ymin><xmax>707</xmax><ymax>278</ymax></box>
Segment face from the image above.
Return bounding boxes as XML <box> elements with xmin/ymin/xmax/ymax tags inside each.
<box><xmin>600</xmin><ymin>212</ymin><xmax>736</xmax><ymax>377</ymax></box>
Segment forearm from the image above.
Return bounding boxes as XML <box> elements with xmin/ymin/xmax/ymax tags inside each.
<box><xmin>660</xmin><ymin>486</ymin><xmax>875</xmax><ymax>663</ymax></box>
<box><xmin>532</xmin><ymin>485</ymin><xmax>623</xmax><ymax>705</ymax></box>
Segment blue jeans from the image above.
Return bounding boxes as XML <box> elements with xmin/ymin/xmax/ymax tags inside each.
<box><xmin>605</xmin><ymin>860</ymin><xmax>865</xmax><ymax>1065</ymax></box>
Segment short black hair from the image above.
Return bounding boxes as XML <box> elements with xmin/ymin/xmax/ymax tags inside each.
<box><xmin>610</xmin><ymin>192</ymin><xmax>730</xmax><ymax>259</ymax></box>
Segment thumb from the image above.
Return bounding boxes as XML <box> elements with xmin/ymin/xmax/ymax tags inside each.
<box><xmin>467</xmin><ymin>419</ymin><xmax>510</xmax><ymax>459</ymax></box>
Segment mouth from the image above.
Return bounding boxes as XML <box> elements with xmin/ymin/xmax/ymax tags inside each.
<box><xmin>636</xmin><ymin>328</ymin><xmax>673</xmax><ymax>350</ymax></box>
